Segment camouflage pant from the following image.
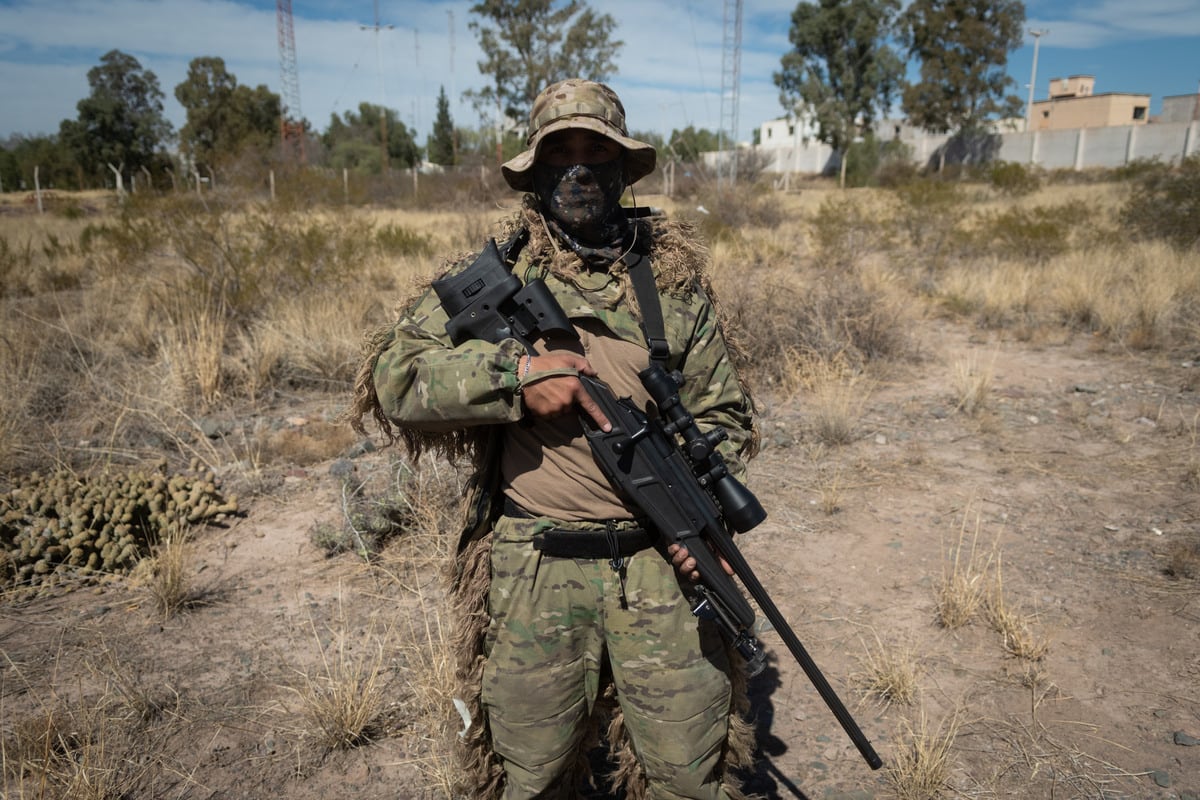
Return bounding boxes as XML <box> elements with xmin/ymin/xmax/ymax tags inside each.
<box><xmin>483</xmin><ymin>513</ymin><xmax>736</xmax><ymax>800</ymax></box>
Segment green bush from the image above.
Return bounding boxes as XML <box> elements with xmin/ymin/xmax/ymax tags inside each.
<box><xmin>1119</xmin><ymin>155</ymin><xmax>1200</xmax><ymax>251</ymax></box>
<box><xmin>375</xmin><ymin>223</ymin><xmax>432</xmax><ymax>257</ymax></box>
<box><xmin>988</xmin><ymin>161</ymin><xmax>1040</xmax><ymax>196</ymax></box>
<box><xmin>808</xmin><ymin>194</ymin><xmax>895</xmax><ymax>270</ymax></box>
<box><xmin>843</xmin><ymin>137</ymin><xmax>915</xmax><ymax>188</ymax></box>
<box><xmin>968</xmin><ymin>202</ymin><xmax>1090</xmax><ymax>263</ymax></box>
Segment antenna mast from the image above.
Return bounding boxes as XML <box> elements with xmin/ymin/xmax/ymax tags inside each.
<box><xmin>360</xmin><ymin>0</ymin><xmax>395</xmax><ymax>171</ymax></box>
<box><xmin>276</xmin><ymin>0</ymin><xmax>305</xmax><ymax>161</ymax></box>
<box><xmin>718</xmin><ymin>0</ymin><xmax>743</xmax><ymax>190</ymax></box>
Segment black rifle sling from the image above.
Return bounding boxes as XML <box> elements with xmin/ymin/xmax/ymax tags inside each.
<box><xmin>625</xmin><ymin>251</ymin><xmax>670</xmax><ymax>368</ymax></box>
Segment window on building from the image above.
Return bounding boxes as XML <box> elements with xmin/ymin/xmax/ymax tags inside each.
<box><xmin>788</xmin><ymin>124</ymin><xmax>795</xmax><ymax>136</ymax></box>
<box><xmin>1132</xmin><ymin>106</ymin><xmax>1147</xmax><ymax>120</ymax></box>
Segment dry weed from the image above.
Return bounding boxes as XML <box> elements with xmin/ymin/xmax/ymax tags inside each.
<box><xmin>287</xmin><ymin>604</ymin><xmax>391</xmax><ymax>751</ymax></box>
<box><xmin>158</xmin><ymin>295</ymin><xmax>228</xmax><ymax>410</ymax></box>
<box><xmin>983</xmin><ymin>555</ymin><xmax>1050</xmax><ymax>662</ymax></box>
<box><xmin>142</xmin><ymin>524</ymin><xmax>197</xmax><ymax>620</ymax></box>
<box><xmin>934</xmin><ymin>509</ymin><xmax>994</xmax><ymax>629</ymax></box>
<box><xmin>887</xmin><ymin>708</ymin><xmax>960</xmax><ymax>800</ymax></box>
<box><xmin>798</xmin><ymin>355</ymin><xmax>872</xmax><ymax>446</ymax></box>
<box><xmin>853</xmin><ymin>634</ymin><xmax>920</xmax><ymax>708</ymax></box>
<box><xmin>385</xmin><ymin>576</ymin><xmax>458</xmax><ymax>794</ymax></box>
<box><xmin>0</xmin><ymin>683</ymin><xmax>151</xmax><ymax>800</ymax></box>
<box><xmin>951</xmin><ymin>349</ymin><xmax>996</xmax><ymax>416</ymax></box>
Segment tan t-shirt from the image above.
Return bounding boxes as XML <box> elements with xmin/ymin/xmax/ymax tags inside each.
<box><xmin>500</xmin><ymin>317</ymin><xmax>652</xmax><ymax>521</ymax></box>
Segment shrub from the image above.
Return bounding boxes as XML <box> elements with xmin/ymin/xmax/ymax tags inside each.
<box><xmin>988</xmin><ymin>161</ymin><xmax>1040</xmax><ymax>196</ymax></box>
<box><xmin>808</xmin><ymin>194</ymin><xmax>895</xmax><ymax>271</ymax></box>
<box><xmin>967</xmin><ymin>201</ymin><xmax>1093</xmax><ymax>263</ymax></box>
<box><xmin>1119</xmin><ymin>155</ymin><xmax>1200</xmax><ymax>251</ymax></box>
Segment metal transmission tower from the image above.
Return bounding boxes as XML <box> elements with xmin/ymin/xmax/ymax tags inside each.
<box><xmin>717</xmin><ymin>0</ymin><xmax>743</xmax><ymax>190</ymax></box>
<box><xmin>360</xmin><ymin>0</ymin><xmax>395</xmax><ymax>171</ymax></box>
<box><xmin>276</xmin><ymin>0</ymin><xmax>305</xmax><ymax>161</ymax></box>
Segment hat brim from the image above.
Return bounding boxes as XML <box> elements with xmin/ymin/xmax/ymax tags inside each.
<box><xmin>501</xmin><ymin>115</ymin><xmax>657</xmax><ymax>192</ymax></box>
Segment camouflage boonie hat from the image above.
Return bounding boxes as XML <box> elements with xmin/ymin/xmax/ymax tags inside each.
<box><xmin>502</xmin><ymin>79</ymin><xmax>657</xmax><ymax>191</ymax></box>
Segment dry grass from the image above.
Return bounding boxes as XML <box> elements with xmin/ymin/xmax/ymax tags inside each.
<box><xmin>951</xmin><ymin>350</ymin><xmax>996</xmax><ymax>416</ymax></box>
<box><xmin>853</xmin><ymin>634</ymin><xmax>921</xmax><ymax>708</ymax></box>
<box><xmin>887</xmin><ymin>708</ymin><xmax>960</xmax><ymax>800</ymax></box>
<box><xmin>794</xmin><ymin>355</ymin><xmax>873</xmax><ymax>446</ymax></box>
<box><xmin>0</xmin><ymin>657</ymin><xmax>158</xmax><ymax>800</ymax></box>
<box><xmin>934</xmin><ymin>509</ymin><xmax>994</xmax><ymax>629</ymax></box>
<box><xmin>287</xmin><ymin>601</ymin><xmax>391</xmax><ymax>752</ymax></box>
<box><xmin>983</xmin><ymin>555</ymin><xmax>1050</xmax><ymax>662</ymax></box>
<box><xmin>141</xmin><ymin>525</ymin><xmax>198</xmax><ymax>620</ymax></box>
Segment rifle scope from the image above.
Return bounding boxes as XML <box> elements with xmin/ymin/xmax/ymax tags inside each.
<box><xmin>639</xmin><ymin>363</ymin><xmax>766</xmax><ymax>533</ymax></box>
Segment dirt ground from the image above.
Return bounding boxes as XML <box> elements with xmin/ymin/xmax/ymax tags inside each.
<box><xmin>2</xmin><ymin>314</ymin><xmax>1198</xmax><ymax>799</ymax></box>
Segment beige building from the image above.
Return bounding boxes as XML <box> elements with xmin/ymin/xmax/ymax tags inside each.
<box><xmin>1030</xmin><ymin>75</ymin><xmax>1149</xmax><ymax>131</ymax></box>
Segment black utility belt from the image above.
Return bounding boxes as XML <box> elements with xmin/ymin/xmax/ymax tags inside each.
<box><xmin>533</xmin><ymin>528</ymin><xmax>656</xmax><ymax>559</ymax></box>
<box><xmin>503</xmin><ymin>496</ymin><xmax>656</xmax><ymax>559</ymax></box>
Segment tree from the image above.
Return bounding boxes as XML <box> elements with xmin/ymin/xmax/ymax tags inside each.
<box><xmin>175</xmin><ymin>56</ymin><xmax>281</xmax><ymax>172</ymax></box>
<box><xmin>322</xmin><ymin>103</ymin><xmax>420</xmax><ymax>173</ymax></box>
<box><xmin>60</xmin><ymin>49</ymin><xmax>172</xmax><ymax>187</ymax></box>
<box><xmin>667</xmin><ymin>126</ymin><xmax>720</xmax><ymax>163</ymax></box>
<box><xmin>6</xmin><ymin>135</ymin><xmax>78</xmax><ymax>190</ymax></box>
<box><xmin>900</xmin><ymin>0</ymin><xmax>1025</xmax><ymax>142</ymax></box>
<box><xmin>774</xmin><ymin>0</ymin><xmax>905</xmax><ymax>187</ymax></box>
<box><xmin>466</xmin><ymin>0</ymin><xmax>622</xmax><ymax>128</ymax></box>
<box><xmin>427</xmin><ymin>86</ymin><xmax>456</xmax><ymax>166</ymax></box>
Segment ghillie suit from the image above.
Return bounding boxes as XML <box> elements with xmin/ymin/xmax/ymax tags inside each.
<box><xmin>349</xmin><ymin>199</ymin><xmax>760</xmax><ymax>799</ymax></box>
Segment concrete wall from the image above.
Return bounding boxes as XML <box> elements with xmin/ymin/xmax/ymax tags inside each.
<box><xmin>743</xmin><ymin>120</ymin><xmax>1200</xmax><ymax>175</ymax></box>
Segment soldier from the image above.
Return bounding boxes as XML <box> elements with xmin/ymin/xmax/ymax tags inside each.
<box><xmin>350</xmin><ymin>78</ymin><xmax>758</xmax><ymax>799</ymax></box>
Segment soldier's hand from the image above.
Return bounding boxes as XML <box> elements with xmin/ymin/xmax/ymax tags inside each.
<box><xmin>667</xmin><ymin>543</ymin><xmax>734</xmax><ymax>583</ymax></box>
<box><xmin>520</xmin><ymin>353</ymin><xmax>612</xmax><ymax>432</ymax></box>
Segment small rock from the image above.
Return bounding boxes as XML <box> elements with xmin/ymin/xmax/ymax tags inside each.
<box><xmin>1135</xmin><ymin>416</ymin><xmax>1156</xmax><ymax>427</ymax></box>
<box><xmin>329</xmin><ymin>459</ymin><xmax>355</xmax><ymax>479</ymax></box>
<box><xmin>874</xmin><ymin>433</ymin><xmax>887</xmax><ymax>445</ymax></box>
<box><xmin>1151</xmin><ymin>769</ymin><xmax>1171</xmax><ymax>788</ymax></box>
<box><xmin>286</xmin><ymin>416</ymin><xmax>308</xmax><ymax>427</ymax></box>
<box><xmin>1074</xmin><ymin>384</ymin><xmax>1101</xmax><ymax>394</ymax></box>
<box><xmin>346</xmin><ymin>438</ymin><xmax>377</xmax><ymax>458</ymax></box>
<box><xmin>198</xmin><ymin>416</ymin><xmax>232</xmax><ymax>439</ymax></box>
<box><xmin>1174</xmin><ymin>731</ymin><xmax>1200</xmax><ymax>746</ymax></box>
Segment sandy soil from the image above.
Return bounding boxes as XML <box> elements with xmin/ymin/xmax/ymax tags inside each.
<box><xmin>2</xmin><ymin>315</ymin><xmax>1198</xmax><ymax>799</ymax></box>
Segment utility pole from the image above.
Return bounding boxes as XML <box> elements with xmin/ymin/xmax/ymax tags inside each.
<box><xmin>360</xmin><ymin>0</ymin><xmax>394</xmax><ymax>171</ymax></box>
<box><xmin>1025</xmin><ymin>29</ymin><xmax>1048</xmax><ymax>132</ymax></box>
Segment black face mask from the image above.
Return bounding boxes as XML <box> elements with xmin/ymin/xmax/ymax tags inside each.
<box><xmin>531</xmin><ymin>159</ymin><xmax>627</xmax><ymax>245</ymax></box>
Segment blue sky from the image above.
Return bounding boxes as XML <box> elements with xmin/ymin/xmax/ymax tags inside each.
<box><xmin>1</xmin><ymin>0</ymin><xmax>1198</xmax><ymax>145</ymax></box>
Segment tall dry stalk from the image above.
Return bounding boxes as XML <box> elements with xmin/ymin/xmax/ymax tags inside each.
<box><xmin>983</xmin><ymin>554</ymin><xmax>1050</xmax><ymax>662</ymax></box>
<box><xmin>952</xmin><ymin>350</ymin><xmax>995</xmax><ymax>416</ymax></box>
<box><xmin>158</xmin><ymin>294</ymin><xmax>228</xmax><ymax>409</ymax></box>
<box><xmin>143</xmin><ymin>524</ymin><xmax>195</xmax><ymax>621</ymax></box>
<box><xmin>287</xmin><ymin>599</ymin><xmax>391</xmax><ymax>751</ymax></box>
<box><xmin>888</xmin><ymin>708</ymin><xmax>960</xmax><ymax>800</ymax></box>
<box><xmin>935</xmin><ymin>509</ymin><xmax>994</xmax><ymax>629</ymax></box>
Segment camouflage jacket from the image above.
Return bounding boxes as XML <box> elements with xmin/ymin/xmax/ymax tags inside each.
<box><xmin>369</xmin><ymin>214</ymin><xmax>755</xmax><ymax>552</ymax></box>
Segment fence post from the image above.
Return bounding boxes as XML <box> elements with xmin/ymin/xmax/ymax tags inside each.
<box><xmin>1073</xmin><ymin>128</ymin><xmax>1086</xmax><ymax>171</ymax></box>
<box><xmin>269</xmin><ymin>169</ymin><xmax>276</xmax><ymax>201</ymax></box>
<box><xmin>343</xmin><ymin>168</ymin><xmax>349</xmax><ymax>205</ymax></box>
<box><xmin>1125</xmin><ymin>125</ymin><xmax>1137</xmax><ymax>165</ymax></box>
<box><xmin>34</xmin><ymin>165</ymin><xmax>44</xmax><ymax>214</ymax></box>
